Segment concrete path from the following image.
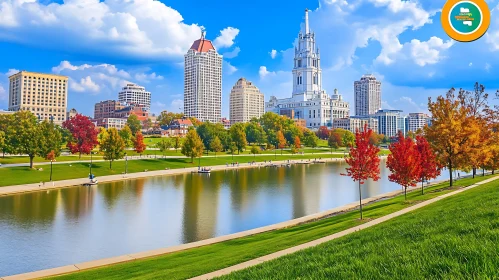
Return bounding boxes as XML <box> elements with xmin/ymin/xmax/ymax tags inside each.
<box><xmin>0</xmin><ymin>158</ymin><xmax>345</xmax><ymax>197</ymax></box>
<box><xmin>188</xmin><ymin>175</ymin><xmax>499</xmax><ymax>280</ymax></box>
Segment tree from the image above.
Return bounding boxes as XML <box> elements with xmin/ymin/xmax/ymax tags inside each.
<box><xmin>46</xmin><ymin>150</ymin><xmax>56</xmax><ymax>182</ymax></box>
<box><xmin>342</xmin><ymin>125</ymin><xmax>380</xmax><ymax>219</ymax></box>
<box><xmin>173</xmin><ymin>136</ymin><xmax>181</xmax><ymax>153</ymax></box>
<box><xmin>119</xmin><ymin>125</ymin><xmax>133</xmax><ymax>147</ymax></box>
<box><xmin>250</xmin><ymin>144</ymin><xmax>261</xmax><ymax>157</ymax></box>
<box><xmin>425</xmin><ymin>90</ymin><xmax>482</xmax><ymax>187</ymax></box>
<box><xmin>7</xmin><ymin>111</ymin><xmax>40</xmax><ymax>168</ymax></box>
<box><xmin>157</xmin><ymin>111</ymin><xmax>184</xmax><ymax>126</ymax></box>
<box><xmin>210</xmin><ymin>136</ymin><xmax>223</xmax><ymax>158</ymax></box>
<box><xmin>342</xmin><ymin>130</ymin><xmax>355</xmax><ymax>148</ymax></box>
<box><xmin>304</xmin><ymin>130</ymin><xmax>318</xmax><ymax>148</ymax></box>
<box><xmin>328</xmin><ymin>131</ymin><xmax>342</xmax><ymax>152</ymax></box>
<box><xmin>133</xmin><ymin>131</ymin><xmax>146</xmax><ymax>156</ymax></box>
<box><xmin>0</xmin><ymin>131</ymin><xmax>5</xmax><ymax>158</ymax></box>
<box><xmin>142</xmin><ymin>118</ymin><xmax>153</xmax><ymax>131</ymax></box>
<box><xmin>0</xmin><ymin>114</ymin><xmax>12</xmax><ymax>157</ymax></box>
<box><xmin>37</xmin><ymin>120</ymin><xmax>62</xmax><ymax>160</ymax></box>
<box><xmin>386</xmin><ymin>132</ymin><xmax>421</xmax><ymax>200</ymax></box>
<box><xmin>369</xmin><ymin>132</ymin><xmax>381</xmax><ymax>146</ymax></box>
<box><xmin>100</xmin><ymin>128</ymin><xmax>126</xmax><ymax>169</ymax></box>
<box><xmin>98</xmin><ymin>127</ymin><xmax>108</xmax><ymax>144</ymax></box>
<box><xmin>127</xmin><ymin>114</ymin><xmax>142</xmax><ymax>135</ymax></box>
<box><xmin>229</xmin><ymin>123</ymin><xmax>247</xmax><ymax>154</ymax></box>
<box><xmin>415</xmin><ymin>135</ymin><xmax>441</xmax><ymax>194</ymax></box>
<box><xmin>294</xmin><ymin>136</ymin><xmax>301</xmax><ymax>151</ymax></box>
<box><xmin>181</xmin><ymin>129</ymin><xmax>204</xmax><ymax>163</ymax></box>
<box><xmin>63</xmin><ymin>114</ymin><xmax>99</xmax><ymax>159</ymax></box>
<box><xmin>317</xmin><ymin>126</ymin><xmax>330</xmax><ymax>140</ymax></box>
<box><xmin>156</xmin><ymin>138</ymin><xmax>172</xmax><ymax>157</ymax></box>
<box><xmin>277</xmin><ymin>130</ymin><xmax>287</xmax><ymax>155</ymax></box>
<box><xmin>245</xmin><ymin>122</ymin><xmax>266</xmax><ymax>144</ymax></box>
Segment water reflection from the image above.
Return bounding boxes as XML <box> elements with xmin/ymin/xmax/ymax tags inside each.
<box><xmin>0</xmin><ymin>160</ymin><xmax>453</xmax><ymax>276</ymax></box>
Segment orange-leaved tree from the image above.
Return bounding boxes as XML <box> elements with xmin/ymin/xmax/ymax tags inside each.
<box><xmin>277</xmin><ymin>130</ymin><xmax>286</xmax><ymax>155</ymax></box>
<box><xmin>386</xmin><ymin>132</ymin><xmax>421</xmax><ymax>199</ymax></box>
<box><xmin>415</xmin><ymin>135</ymin><xmax>441</xmax><ymax>194</ymax></box>
<box><xmin>133</xmin><ymin>131</ymin><xmax>146</xmax><ymax>156</ymax></box>
<box><xmin>343</xmin><ymin>124</ymin><xmax>380</xmax><ymax>219</ymax></box>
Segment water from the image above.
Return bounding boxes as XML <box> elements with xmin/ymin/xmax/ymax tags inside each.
<box><xmin>0</xmin><ymin>160</ymin><xmax>451</xmax><ymax>276</ymax></box>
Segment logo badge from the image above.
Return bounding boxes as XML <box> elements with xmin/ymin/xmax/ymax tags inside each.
<box><xmin>441</xmin><ymin>0</ymin><xmax>490</xmax><ymax>42</ymax></box>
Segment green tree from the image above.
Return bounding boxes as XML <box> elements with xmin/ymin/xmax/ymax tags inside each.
<box><xmin>100</xmin><ymin>128</ymin><xmax>126</xmax><ymax>169</ymax></box>
<box><xmin>7</xmin><ymin>111</ymin><xmax>40</xmax><ymax>168</ymax></box>
<box><xmin>127</xmin><ymin>114</ymin><xmax>142</xmax><ymax>135</ymax></box>
<box><xmin>98</xmin><ymin>127</ymin><xmax>108</xmax><ymax>144</ymax></box>
<box><xmin>156</xmin><ymin>138</ymin><xmax>172</xmax><ymax>157</ymax></box>
<box><xmin>304</xmin><ymin>130</ymin><xmax>319</xmax><ymax>148</ymax></box>
<box><xmin>0</xmin><ymin>131</ymin><xmax>5</xmax><ymax>158</ymax></box>
<box><xmin>119</xmin><ymin>125</ymin><xmax>133</xmax><ymax>147</ymax></box>
<box><xmin>0</xmin><ymin>114</ymin><xmax>12</xmax><ymax>157</ymax></box>
<box><xmin>181</xmin><ymin>129</ymin><xmax>204</xmax><ymax>163</ymax></box>
<box><xmin>37</xmin><ymin>120</ymin><xmax>62</xmax><ymax>160</ymax></box>
<box><xmin>210</xmin><ymin>136</ymin><xmax>223</xmax><ymax>158</ymax></box>
<box><xmin>342</xmin><ymin>130</ymin><xmax>355</xmax><ymax>147</ymax></box>
<box><xmin>229</xmin><ymin>123</ymin><xmax>247</xmax><ymax>154</ymax></box>
<box><xmin>157</xmin><ymin>111</ymin><xmax>184</xmax><ymax>126</ymax></box>
<box><xmin>173</xmin><ymin>136</ymin><xmax>181</xmax><ymax>153</ymax></box>
<box><xmin>245</xmin><ymin>122</ymin><xmax>266</xmax><ymax>144</ymax></box>
<box><xmin>250</xmin><ymin>144</ymin><xmax>261</xmax><ymax>157</ymax></box>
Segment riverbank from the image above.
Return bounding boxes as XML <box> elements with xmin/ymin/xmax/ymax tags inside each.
<box><xmin>0</xmin><ymin>155</ymin><xmax>349</xmax><ymax>195</ymax></box>
<box><xmin>216</xmin><ymin>175</ymin><xmax>499</xmax><ymax>279</ymax></box>
<box><xmin>4</xmin><ymin>174</ymin><xmax>494</xmax><ymax>280</ymax></box>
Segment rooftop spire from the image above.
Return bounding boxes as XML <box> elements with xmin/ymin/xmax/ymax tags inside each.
<box><xmin>304</xmin><ymin>8</ymin><xmax>309</xmax><ymax>34</ymax></box>
<box><xmin>200</xmin><ymin>27</ymin><xmax>206</xmax><ymax>39</ymax></box>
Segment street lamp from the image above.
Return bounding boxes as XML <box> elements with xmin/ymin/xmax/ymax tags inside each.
<box><xmin>125</xmin><ymin>152</ymin><xmax>128</xmax><ymax>174</ymax></box>
<box><xmin>89</xmin><ymin>151</ymin><xmax>93</xmax><ymax>176</ymax></box>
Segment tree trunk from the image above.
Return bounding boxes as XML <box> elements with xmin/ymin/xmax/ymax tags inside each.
<box><xmin>358</xmin><ymin>181</ymin><xmax>363</xmax><ymax>220</ymax></box>
<box><xmin>483</xmin><ymin>168</ymin><xmax>485</xmax><ymax>176</ymax></box>
<box><xmin>79</xmin><ymin>152</ymin><xmax>82</xmax><ymax>159</ymax></box>
<box><xmin>493</xmin><ymin>170</ymin><xmax>495</xmax><ymax>175</ymax></box>
<box><xmin>191</xmin><ymin>156</ymin><xmax>194</xmax><ymax>163</ymax></box>
<box><xmin>449</xmin><ymin>162</ymin><xmax>453</xmax><ymax>187</ymax></box>
<box><xmin>421</xmin><ymin>179</ymin><xmax>424</xmax><ymax>195</ymax></box>
<box><xmin>404</xmin><ymin>187</ymin><xmax>407</xmax><ymax>200</ymax></box>
<box><xmin>473</xmin><ymin>167</ymin><xmax>476</xmax><ymax>179</ymax></box>
<box><xmin>109</xmin><ymin>160</ymin><xmax>112</xmax><ymax>169</ymax></box>
<box><xmin>50</xmin><ymin>161</ymin><xmax>53</xmax><ymax>181</ymax></box>
<box><xmin>29</xmin><ymin>154</ymin><xmax>34</xmax><ymax>169</ymax></box>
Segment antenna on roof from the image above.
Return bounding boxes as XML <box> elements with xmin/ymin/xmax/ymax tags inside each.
<box><xmin>200</xmin><ymin>27</ymin><xmax>206</xmax><ymax>39</ymax></box>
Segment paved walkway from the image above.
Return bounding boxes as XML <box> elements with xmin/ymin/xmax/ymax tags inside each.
<box><xmin>0</xmin><ymin>158</ymin><xmax>345</xmax><ymax>197</ymax></box>
<box><xmin>188</xmin><ymin>175</ymin><xmax>499</xmax><ymax>280</ymax></box>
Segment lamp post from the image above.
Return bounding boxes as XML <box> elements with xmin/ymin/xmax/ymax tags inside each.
<box><xmin>89</xmin><ymin>151</ymin><xmax>93</xmax><ymax>175</ymax></box>
<box><xmin>50</xmin><ymin>159</ymin><xmax>53</xmax><ymax>181</ymax></box>
<box><xmin>125</xmin><ymin>153</ymin><xmax>128</xmax><ymax>174</ymax></box>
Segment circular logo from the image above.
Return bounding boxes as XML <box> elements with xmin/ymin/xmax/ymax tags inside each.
<box><xmin>442</xmin><ymin>0</ymin><xmax>490</xmax><ymax>42</ymax></box>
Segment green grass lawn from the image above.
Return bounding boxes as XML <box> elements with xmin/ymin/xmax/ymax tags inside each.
<box><xmin>0</xmin><ymin>155</ymin><xmax>104</xmax><ymax>165</ymax></box>
<box><xmin>0</xmin><ymin>153</ymin><xmax>345</xmax><ymax>187</ymax></box>
<box><xmin>219</xmin><ymin>176</ymin><xmax>499</xmax><ymax>279</ymax></box>
<box><xmin>49</xmin><ymin>175</ymin><xmax>494</xmax><ymax>280</ymax></box>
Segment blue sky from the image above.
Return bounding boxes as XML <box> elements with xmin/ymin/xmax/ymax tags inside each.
<box><xmin>1</xmin><ymin>0</ymin><xmax>499</xmax><ymax>117</ymax></box>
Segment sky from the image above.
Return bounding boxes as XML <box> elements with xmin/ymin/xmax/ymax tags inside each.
<box><xmin>1</xmin><ymin>0</ymin><xmax>499</xmax><ymax>117</ymax></box>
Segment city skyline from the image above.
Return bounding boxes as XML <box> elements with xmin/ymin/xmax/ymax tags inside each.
<box><xmin>1</xmin><ymin>0</ymin><xmax>499</xmax><ymax>117</ymax></box>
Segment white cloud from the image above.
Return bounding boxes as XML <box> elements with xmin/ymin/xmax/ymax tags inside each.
<box><xmin>223</xmin><ymin>47</ymin><xmax>240</xmax><ymax>59</ymax></box>
<box><xmin>469</xmin><ymin>62</ymin><xmax>473</xmax><ymax>67</ymax></box>
<box><xmin>381</xmin><ymin>100</ymin><xmax>394</xmax><ymax>110</ymax></box>
<box><xmin>397</xmin><ymin>96</ymin><xmax>424</xmax><ymax>113</ymax></box>
<box><xmin>224</xmin><ymin>61</ymin><xmax>238</xmax><ymax>75</ymax></box>
<box><xmin>0</xmin><ymin>84</ymin><xmax>7</xmax><ymax>101</ymax></box>
<box><xmin>406</xmin><ymin>36</ymin><xmax>454</xmax><ymax>66</ymax></box>
<box><xmin>134</xmin><ymin>72</ymin><xmax>163</xmax><ymax>82</ymax></box>
<box><xmin>169</xmin><ymin>99</ymin><xmax>184</xmax><ymax>113</ymax></box>
<box><xmin>259</xmin><ymin>66</ymin><xmax>276</xmax><ymax>79</ymax></box>
<box><xmin>5</xmin><ymin>68</ymin><xmax>19</xmax><ymax>77</ymax></box>
<box><xmin>70</xmin><ymin>76</ymin><xmax>100</xmax><ymax>93</ymax></box>
<box><xmin>485</xmin><ymin>63</ymin><xmax>491</xmax><ymax>72</ymax></box>
<box><xmin>213</xmin><ymin>27</ymin><xmax>239</xmax><ymax>50</ymax></box>
<box><xmin>0</xmin><ymin>0</ymin><xmax>233</xmax><ymax>60</ymax></box>
<box><xmin>270</xmin><ymin>49</ymin><xmax>277</xmax><ymax>59</ymax></box>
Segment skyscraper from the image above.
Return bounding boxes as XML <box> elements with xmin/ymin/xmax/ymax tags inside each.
<box><xmin>8</xmin><ymin>71</ymin><xmax>68</xmax><ymax>124</ymax></box>
<box><xmin>118</xmin><ymin>83</ymin><xmax>151</xmax><ymax>110</ymax></box>
<box><xmin>265</xmin><ymin>9</ymin><xmax>350</xmax><ymax>128</ymax></box>
<box><xmin>184</xmin><ymin>31</ymin><xmax>222</xmax><ymax>123</ymax></box>
<box><xmin>229</xmin><ymin>78</ymin><xmax>264</xmax><ymax>124</ymax></box>
<box><xmin>354</xmin><ymin>74</ymin><xmax>381</xmax><ymax>116</ymax></box>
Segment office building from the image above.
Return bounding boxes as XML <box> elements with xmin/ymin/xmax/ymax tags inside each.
<box><xmin>333</xmin><ymin>116</ymin><xmax>378</xmax><ymax>133</ymax></box>
<box><xmin>94</xmin><ymin>100</ymin><xmax>125</xmax><ymax>119</ymax></box>
<box><xmin>8</xmin><ymin>71</ymin><xmax>68</xmax><ymax>124</ymax></box>
<box><xmin>184</xmin><ymin>31</ymin><xmax>223</xmax><ymax>123</ymax></box>
<box><xmin>375</xmin><ymin>109</ymin><xmax>404</xmax><ymax>137</ymax></box>
<box><xmin>407</xmin><ymin>113</ymin><xmax>429</xmax><ymax>132</ymax></box>
<box><xmin>354</xmin><ymin>74</ymin><xmax>381</xmax><ymax>116</ymax></box>
<box><xmin>118</xmin><ymin>83</ymin><xmax>151</xmax><ymax>110</ymax></box>
<box><xmin>229</xmin><ymin>78</ymin><xmax>265</xmax><ymax>124</ymax></box>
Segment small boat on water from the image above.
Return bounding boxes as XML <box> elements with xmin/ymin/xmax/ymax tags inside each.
<box><xmin>83</xmin><ymin>174</ymin><xmax>98</xmax><ymax>186</ymax></box>
<box><xmin>313</xmin><ymin>160</ymin><xmax>326</xmax><ymax>163</ymax></box>
<box><xmin>196</xmin><ymin>167</ymin><xmax>211</xmax><ymax>174</ymax></box>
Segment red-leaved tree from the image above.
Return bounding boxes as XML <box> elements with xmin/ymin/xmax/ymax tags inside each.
<box><xmin>317</xmin><ymin>126</ymin><xmax>330</xmax><ymax>140</ymax></box>
<box><xmin>386</xmin><ymin>131</ymin><xmax>421</xmax><ymax>200</ymax></box>
<box><xmin>63</xmin><ymin>114</ymin><xmax>99</xmax><ymax>158</ymax></box>
<box><xmin>133</xmin><ymin>131</ymin><xmax>146</xmax><ymax>156</ymax></box>
<box><xmin>416</xmin><ymin>135</ymin><xmax>441</xmax><ymax>194</ymax></box>
<box><xmin>343</xmin><ymin>124</ymin><xmax>380</xmax><ymax>219</ymax></box>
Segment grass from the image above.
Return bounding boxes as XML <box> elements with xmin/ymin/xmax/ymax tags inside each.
<box><xmin>0</xmin><ymin>153</ymin><xmax>344</xmax><ymax>187</ymax></box>
<box><xmin>49</xmin><ymin>175</ymin><xmax>494</xmax><ymax>280</ymax></box>
<box><xmin>219</xmin><ymin>176</ymin><xmax>499</xmax><ymax>279</ymax></box>
<box><xmin>0</xmin><ymin>155</ymin><xmax>104</xmax><ymax>165</ymax></box>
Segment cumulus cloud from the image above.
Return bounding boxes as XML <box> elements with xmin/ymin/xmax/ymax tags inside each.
<box><xmin>270</xmin><ymin>49</ymin><xmax>277</xmax><ymax>59</ymax></box>
<box><xmin>223</xmin><ymin>47</ymin><xmax>240</xmax><ymax>59</ymax></box>
<box><xmin>134</xmin><ymin>72</ymin><xmax>163</xmax><ymax>82</ymax></box>
<box><xmin>0</xmin><ymin>84</ymin><xmax>7</xmax><ymax>101</ymax></box>
<box><xmin>213</xmin><ymin>27</ymin><xmax>239</xmax><ymax>50</ymax></box>
<box><xmin>397</xmin><ymin>96</ymin><xmax>424</xmax><ymax>113</ymax></box>
<box><xmin>70</xmin><ymin>76</ymin><xmax>100</xmax><ymax>93</ymax></box>
<box><xmin>5</xmin><ymin>68</ymin><xmax>19</xmax><ymax>77</ymax></box>
<box><xmin>224</xmin><ymin>61</ymin><xmax>238</xmax><ymax>75</ymax></box>
<box><xmin>259</xmin><ymin>66</ymin><xmax>275</xmax><ymax>79</ymax></box>
<box><xmin>405</xmin><ymin>36</ymin><xmax>454</xmax><ymax>66</ymax></box>
<box><xmin>0</xmin><ymin>0</ymin><xmax>234</xmax><ymax>60</ymax></box>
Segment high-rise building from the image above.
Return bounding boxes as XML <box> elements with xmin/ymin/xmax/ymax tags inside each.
<box><xmin>184</xmin><ymin>31</ymin><xmax>222</xmax><ymax>123</ymax></box>
<box><xmin>8</xmin><ymin>71</ymin><xmax>68</xmax><ymax>124</ymax></box>
<box><xmin>94</xmin><ymin>100</ymin><xmax>125</xmax><ymax>119</ymax></box>
<box><xmin>66</xmin><ymin>108</ymin><xmax>78</xmax><ymax>120</ymax></box>
<box><xmin>265</xmin><ymin>9</ymin><xmax>350</xmax><ymax>129</ymax></box>
<box><xmin>407</xmin><ymin>113</ymin><xmax>429</xmax><ymax>132</ymax></box>
<box><xmin>333</xmin><ymin>116</ymin><xmax>378</xmax><ymax>133</ymax></box>
<box><xmin>118</xmin><ymin>83</ymin><xmax>151</xmax><ymax>110</ymax></box>
<box><xmin>375</xmin><ymin>109</ymin><xmax>404</xmax><ymax>137</ymax></box>
<box><xmin>229</xmin><ymin>78</ymin><xmax>265</xmax><ymax>124</ymax></box>
<box><xmin>354</xmin><ymin>74</ymin><xmax>381</xmax><ymax>116</ymax></box>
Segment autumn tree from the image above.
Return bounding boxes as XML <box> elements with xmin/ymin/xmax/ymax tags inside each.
<box><xmin>342</xmin><ymin>125</ymin><xmax>380</xmax><ymax>219</ymax></box>
<box><xmin>119</xmin><ymin>125</ymin><xmax>133</xmax><ymax>147</ymax></box>
<box><xmin>328</xmin><ymin>131</ymin><xmax>342</xmax><ymax>152</ymax></box>
<box><xmin>45</xmin><ymin>150</ymin><xmax>56</xmax><ymax>181</ymax></box>
<box><xmin>156</xmin><ymin>138</ymin><xmax>172</xmax><ymax>157</ymax></box>
<box><xmin>100</xmin><ymin>128</ymin><xmax>126</xmax><ymax>169</ymax></box>
<box><xmin>181</xmin><ymin>129</ymin><xmax>204</xmax><ymax>163</ymax></box>
<box><xmin>127</xmin><ymin>114</ymin><xmax>142</xmax><ymax>135</ymax></box>
<box><xmin>277</xmin><ymin>130</ymin><xmax>287</xmax><ymax>155</ymax></box>
<box><xmin>63</xmin><ymin>114</ymin><xmax>99</xmax><ymax>159</ymax></box>
<box><xmin>342</xmin><ymin>130</ymin><xmax>355</xmax><ymax>148</ymax></box>
<box><xmin>425</xmin><ymin>90</ymin><xmax>482</xmax><ymax>186</ymax></box>
<box><xmin>294</xmin><ymin>136</ymin><xmax>301</xmax><ymax>151</ymax></box>
<box><xmin>386</xmin><ymin>132</ymin><xmax>421</xmax><ymax>199</ymax></box>
<box><xmin>250</xmin><ymin>144</ymin><xmax>261</xmax><ymax>157</ymax></box>
<box><xmin>133</xmin><ymin>131</ymin><xmax>146</xmax><ymax>156</ymax></box>
<box><xmin>37</xmin><ymin>120</ymin><xmax>62</xmax><ymax>161</ymax></box>
<box><xmin>210</xmin><ymin>136</ymin><xmax>223</xmax><ymax>157</ymax></box>
<box><xmin>230</xmin><ymin>123</ymin><xmax>247</xmax><ymax>154</ymax></box>
<box><xmin>415</xmin><ymin>135</ymin><xmax>441</xmax><ymax>194</ymax></box>
<box><xmin>157</xmin><ymin>111</ymin><xmax>184</xmax><ymax>126</ymax></box>
<box><xmin>317</xmin><ymin>126</ymin><xmax>330</xmax><ymax>140</ymax></box>
<box><xmin>7</xmin><ymin>111</ymin><xmax>41</xmax><ymax>168</ymax></box>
